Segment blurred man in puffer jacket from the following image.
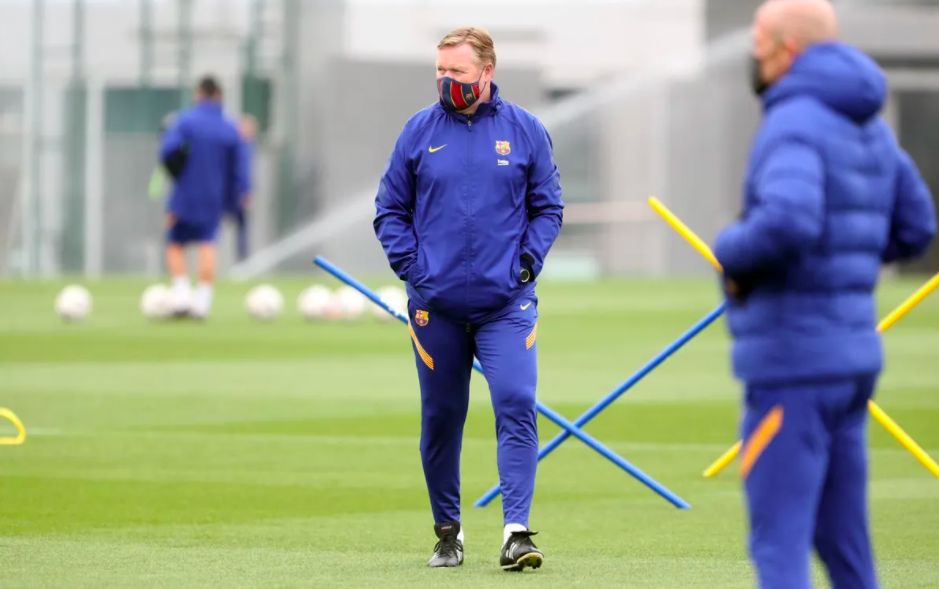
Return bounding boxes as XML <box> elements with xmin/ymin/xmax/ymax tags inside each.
<box><xmin>714</xmin><ymin>1</ymin><xmax>936</xmax><ymax>588</ymax></box>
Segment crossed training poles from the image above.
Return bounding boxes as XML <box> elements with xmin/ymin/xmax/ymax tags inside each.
<box><xmin>314</xmin><ymin>256</ymin><xmax>698</xmax><ymax>510</ymax></box>
<box><xmin>316</xmin><ymin>203</ymin><xmax>937</xmax><ymax>509</ymax></box>
<box><xmin>647</xmin><ymin>197</ymin><xmax>939</xmax><ymax>479</ymax></box>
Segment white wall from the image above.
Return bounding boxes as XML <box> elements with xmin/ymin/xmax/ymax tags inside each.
<box><xmin>342</xmin><ymin>0</ymin><xmax>706</xmax><ymax>88</ymax></box>
<box><xmin>0</xmin><ymin>0</ymin><xmax>250</xmax><ymax>83</ymax></box>
<box><xmin>0</xmin><ymin>0</ymin><xmax>708</xmax><ymax>91</ymax></box>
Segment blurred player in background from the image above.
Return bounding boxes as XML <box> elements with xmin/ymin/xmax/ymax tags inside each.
<box><xmin>714</xmin><ymin>1</ymin><xmax>937</xmax><ymax>587</ymax></box>
<box><xmin>228</xmin><ymin>114</ymin><xmax>257</xmax><ymax>262</ymax></box>
<box><xmin>160</xmin><ymin>75</ymin><xmax>244</xmax><ymax>318</ymax></box>
<box><xmin>374</xmin><ymin>27</ymin><xmax>563</xmax><ymax>571</ymax></box>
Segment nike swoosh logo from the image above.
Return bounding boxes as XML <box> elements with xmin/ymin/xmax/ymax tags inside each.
<box><xmin>428</xmin><ymin>144</ymin><xmax>447</xmax><ymax>153</ymax></box>
<box><xmin>520</xmin><ymin>302</ymin><xmax>532</xmax><ymax>311</ymax></box>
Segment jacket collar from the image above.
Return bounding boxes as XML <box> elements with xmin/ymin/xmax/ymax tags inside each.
<box><xmin>195</xmin><ymin>100</ymin><xmax>224</xmax><ymax>115</ymax></box>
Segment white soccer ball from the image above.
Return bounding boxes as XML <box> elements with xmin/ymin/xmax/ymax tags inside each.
<box><xmin>297</xmin><ymin>285</ymin><xmax>333</xmax><ymax>320</ymax></box>
<box><xmin>55</xmin><ymin>284</ymin><xmax>92</xmax><ymax>322</ymax></box>
<box><xmin>167</xmin><ymin>287</ymin><xmax>191</xmax><ymax>315</ymax></box>
<box><xmin>372</xmin><ymin>285</ymin><xmax>407</xmax><ymax>320</ymax></box>
<box><xmin>322</xmin><ymin>292</ymin><xmax>346</xmax><ymax>320</ymax></box>
<box><xmin>245</xmin><ymin>284</ymin><xmax>284</xmax><ymax>321</ymax></box>
<box><xmin>140</xmin><ymin>284</ymin><xmax>174</xmax><ymax>319</ymax></box>
<box><xmin>333</xmin><ymin>286</ymin><xmax>367</xmax><ymax>320</ymax></box>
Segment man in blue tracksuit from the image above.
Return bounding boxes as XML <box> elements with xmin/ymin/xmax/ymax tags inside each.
<box><xmin>374</xmin><ymin>27</ymin><xmax>563</xmax><ymax>571</ymax></box>
<box><xmin>226</xmin><ymin>114</ymin><xmax>257</xmax><ymax>262</ymax></box>
<box><xmin>715</xmin><ymin>2</ymin><xmax>936</xmax><ymax>588</ymax></box>
<box><xmin>160</xmin><ymin>75</ymin><xmax>244</xmax><ymax>318</ymax></box>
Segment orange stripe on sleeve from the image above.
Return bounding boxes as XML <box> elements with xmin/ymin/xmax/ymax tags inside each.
<box><xmin>740</xmin><ymin>405</ymin><xmax>784</xmax><ymax>479</ymax></box>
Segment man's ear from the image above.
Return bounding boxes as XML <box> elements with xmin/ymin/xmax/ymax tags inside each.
<box><xmin>782</xmin><ymin>36</ymin><xmax>802</xmax><ymax>61</ymax></box>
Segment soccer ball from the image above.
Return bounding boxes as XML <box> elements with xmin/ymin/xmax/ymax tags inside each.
<box><xmin>297</xmin><ymin>285</ymin><xmax>333</xmax><ymax>320</ymax></box>
<box><xmin>140</xmin><ymin>284</ymin><xmax>174</xmax><ymax>319</ymax></box>
<box><xmin>245</xmin><ymin>284</ymin><xmax>284</xmax><ymax>321</ymax></box>
<box><xmin>372</xmin><ymin>285</ymin><xmax>407</xmax><ymax>320</ymax></box>
<box><xmin>322</xmin><ymin>292</ymin><xmax>346</xmax><ymax>320</ymax></box>
<box><xmin>55</xmin><ymin>285</ymin><xmax>92</xmax><ymax>322</ymax></box>
<box><xmin>333</xmin><ymin>286</ymin><xmax>367</xmax><ymax>320</ymax></box>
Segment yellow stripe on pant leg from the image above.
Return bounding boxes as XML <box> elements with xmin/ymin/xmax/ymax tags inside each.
<box><xmin>525</xmin><ymin>322</ymin><xmax>539</xmax><ymax>350</ymax></box>
<box><xmin>740</xmin><ymin>405</ymin><xmax>783</xmax><ymax>479</ymax></box>
<box><xmin>408</xmin><ymin>322</ymin><xmax>435</xmax><ymax>370</ymax></box>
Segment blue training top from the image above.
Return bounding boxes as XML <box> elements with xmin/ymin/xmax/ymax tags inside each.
<box><xmin>374</xmin><ymin>83</ymin><xmax>565</xmax><ymax>322</ymax></box>
<box><xmin>160</xmin><ymin>101</ymin><xmax>244</xmax><ymax>224</ymax></box>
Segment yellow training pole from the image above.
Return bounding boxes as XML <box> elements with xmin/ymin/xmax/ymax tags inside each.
<box><xmin>648</xmin><ymin>197</ymin><xmax>723</xmax><ymax>271</ymax></box>
<box><xmin>868</xmin><ymin>400</ymin><xmax>939</xmax><ymax>478</ymax></box>
<box><xmin>702</xmin><ymin>441</ymin><xmax>742</xmax><ymax>478</ymax></box>
<box><xmin>0</xmin><ymin>408</ymin><xmax>27</xmax><ymax>446</ymax></box>
<box><xmin>877</xmin><ymin>272</ymin><xmax>939</xmax><ymax>332</ymax></box>
<box><xmin>648</xmin><ymin>197</ymin><xmax>939</xmax><ymax>478</ymax></box>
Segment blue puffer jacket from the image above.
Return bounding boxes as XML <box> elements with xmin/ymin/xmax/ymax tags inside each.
<box><xmin>714</xmin><ymin>42</ymin><xmax>936</xmax><ymax>385</ymax></box>
<box><xmin>374</xmin><ymin>84</ymin><xmax>564</xmax><ymax>321</ymax></box>
<box><xmin>160</xmin><ymin>101</ymin><xmax>244</xmax><ymax>224</ymax></box>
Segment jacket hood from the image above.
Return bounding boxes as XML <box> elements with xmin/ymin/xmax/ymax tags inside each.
<box><xmin>763</xmin><ymin>42</ymin><xmax>886</xmax><ymax>123</ymax></box>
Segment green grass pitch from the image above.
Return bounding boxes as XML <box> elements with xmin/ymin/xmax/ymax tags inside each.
<box><xmin>1</xmin><ymin>276</ymin><xmax>937</xmax><ymax>587</ymax></box>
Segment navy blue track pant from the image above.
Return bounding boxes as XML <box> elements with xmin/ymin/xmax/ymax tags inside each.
<box><xmin>407</xmin><ymin>293</ymin><xmax>539</xmax><ymax>527</ymax></box>
<box><xmin>741</xmin><ymin>374</ymin><xmax>878</xmax><ymax>589</ymax></box>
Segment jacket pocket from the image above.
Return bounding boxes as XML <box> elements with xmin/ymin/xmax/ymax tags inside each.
<box><xmin>511</xmin><ymin>242</ymin><xmax>521</xmax><ymax>285</ymax></box>
<box><xmin>407</xmin><ymin>246</ymin><xmax>427</xmax><ymax>286</ymax></box>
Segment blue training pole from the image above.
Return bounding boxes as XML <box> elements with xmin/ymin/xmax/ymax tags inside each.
<box><xmin>313</xmin><ymin>256</ymin><xmax>691</xmax><ymax>509</ymax></box>
<box><xmin>475</xmin><ymin>302</ymin><xmax>726</xmax><ymax>507</ymax></box>
<box><xmin>533</xmin><ymin>399</ymin><xmax>690</xmax><ymax>508</ymax></box>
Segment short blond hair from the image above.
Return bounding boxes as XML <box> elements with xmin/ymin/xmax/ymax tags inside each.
<box><xmin>437</xmin><ymin>27</ymin><xmax>497</xmax><ymax>68</ymax></box>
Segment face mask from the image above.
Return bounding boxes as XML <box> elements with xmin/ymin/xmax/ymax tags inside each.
<box><xmin>438</xmin><ymin>74</ymin><xmax>485</xmax><ymax>112</ymax></box>
<box><xmin>749</xmin><ymin>55</ymin><xmax>770</xmax><ymax>96</ymax></box>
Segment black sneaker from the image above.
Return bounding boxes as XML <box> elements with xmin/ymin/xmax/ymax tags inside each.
<box><xmin>427</xmin><ymin>521</ymin><xmax>463</xmax><ymax>568</ymax></box>
<box><xmin>500</xmin><ymin>529</ymin><xmax>543</xmax><ymax>571</ymax></box>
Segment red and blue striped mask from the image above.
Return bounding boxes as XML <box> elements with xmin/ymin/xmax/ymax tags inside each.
<box><xmin>437</xmin><ymin>75</ymin><xmax>483</xmax><ymax>112</ymax></box>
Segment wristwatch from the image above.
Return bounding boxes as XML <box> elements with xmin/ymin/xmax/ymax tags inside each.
<box><xmin>519</xmin><ymin>253</ymin><xmax>535</xmax><ymax>284</ymax></box>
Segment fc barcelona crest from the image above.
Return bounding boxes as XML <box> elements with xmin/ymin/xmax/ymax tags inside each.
<box><xmin>415</xmin><ymin>309</ymin><xmax>430</xmax><ymax>327</ymax></box>
<box><xmin>495</xmin><ymin>140</ymin><xmax>511</xmax><ymax>156</ymax></box>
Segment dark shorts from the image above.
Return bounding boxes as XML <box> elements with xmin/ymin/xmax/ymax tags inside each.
<box><xmin>167</xmin><ymin>219</ymin><xmax>219</xmax><ymax>244</ymax></box>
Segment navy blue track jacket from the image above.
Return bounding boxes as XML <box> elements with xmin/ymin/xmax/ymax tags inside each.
<box><xmin>374</xmin><ymin>84</ymin><xmax>564</xmax><ymax>321</ymax></box>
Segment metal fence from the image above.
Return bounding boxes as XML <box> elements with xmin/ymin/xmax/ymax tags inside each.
<box><xmin>2</xmin><ymin>0</ymin><xmax>938</xmax><ymax>278</ymax></box>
